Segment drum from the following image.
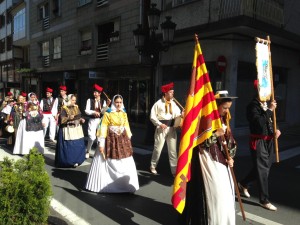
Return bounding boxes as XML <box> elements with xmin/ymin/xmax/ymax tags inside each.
<box><xmin>5</xmin><ymin>125</ymin><xmax>14</xmax><ymax>133</ymax></box>
<box><xmin>173</xmin><ymin>116</ymin><xmax>183</xmax><ymax>128</ymax></box>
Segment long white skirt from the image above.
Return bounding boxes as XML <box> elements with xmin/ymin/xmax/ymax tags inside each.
<box><xmin>13</xmin><ymin>119</ymin><xmax>45</xmax><ymax>155</ymax></box>
<box><xmin>199</xmin><ymin>150</ymin><xmax>235</xmax><ymax>225</ymax></box>
<box><xmin>85</xmin><ymin>150</ymin><xmax>139</xmax><ymax>193</ymax></box>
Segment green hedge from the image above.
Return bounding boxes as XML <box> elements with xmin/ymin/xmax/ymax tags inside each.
<box><xmin>0</xmin><ymin>148</ymin><xmax>52</xmax><ymax>225</ymax></box>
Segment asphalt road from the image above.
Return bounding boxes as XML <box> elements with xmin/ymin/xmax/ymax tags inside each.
<box><xmin>1</xmin><ymin>130</ymin><xmax>300</xmax><ymax>225</ymax></box>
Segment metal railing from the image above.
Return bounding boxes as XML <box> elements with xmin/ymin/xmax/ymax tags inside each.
<box><xmin>43</xmin><ymin>55</ymin><xmax>50</xmax><ymax>67</ymax></box>
<box><xmin>97</xmin><ymin>0</ymin><xmax>108</xmax><ymax>7</ymax></box>
<box><xmin>219</xmin><ymin>0</ymin><xmax>283</xmax><ymax>27</ymax></box>
<box><xmin>43</xmin><ymin>16</ymin><xmax>50</xmax><ymax>30</ymax></box>
<box><xmin>96</xmin><ymin>44</ymin><xmax>108</xmax><ymax>61</ymax></box>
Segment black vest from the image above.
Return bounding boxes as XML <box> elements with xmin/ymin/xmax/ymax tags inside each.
<box><xmin>87</xmin><ymin>98</ymin><xmax>104</xmax><ymax>118</ymax></box>
<box><xmin>42</xmin><ymin>98</ymin><xmax>54</xmax><ymax>112</ymax></box>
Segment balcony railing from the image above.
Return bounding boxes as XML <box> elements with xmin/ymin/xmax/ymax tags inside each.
<box><xmin>43</xmin><ymin>17</ymin><xmax>50</xmax><ymax>30</ymax></box>
<box><xmin>97</xmin><ymin>0</ymin><xmax>108</xmax><ymax>7</ymax></box>
<box><xmin>96</xmin><ymin>44</ymin><xmax>108</xmax><ymax>61</ymax></box>
<box><xmin>219</xmin><ymin>0</ymin><xmax>283</xmax><ymax>27</ymax></box>
<box><xmin>43</xmin><ymin>55</ymin><xmax>50</xmax><ymax>67</ymax></box>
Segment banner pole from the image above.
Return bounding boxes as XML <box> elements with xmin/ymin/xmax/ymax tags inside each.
<box><xmin>267</xmin><ymin>35</ymin><xmax>280</xmax><ymax>162</ymax></box>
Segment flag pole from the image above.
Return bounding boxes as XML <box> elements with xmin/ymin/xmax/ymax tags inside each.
<box><xmin>267</xmin><ymin>36</ymin><xmax>279</xmax><ymax>162</ymax></box>
<box><xmin>220</xmin><ymin>136</ymin><xmax>246</xmax><ymax>221</ymax></box>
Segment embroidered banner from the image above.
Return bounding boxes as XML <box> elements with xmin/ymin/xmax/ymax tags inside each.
<box><xmin>255</xmin><ymin>42</ymin><xmax>272</xmax><ymax>101</ymax></box>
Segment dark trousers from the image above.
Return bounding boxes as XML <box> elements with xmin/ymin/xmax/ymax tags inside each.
<box><xmin>240</xmin><ymin>139</ymin><xmax>274</xmax><ymax>204</ymax></box>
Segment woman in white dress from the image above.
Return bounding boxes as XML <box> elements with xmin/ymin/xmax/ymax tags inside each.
<box><xmin>85</xmin><ymin>94</ymin><xmax>139</xmax><ymax>193</ymax></box>
<box><xmin>13</xmin><ymin>93</ymin><xmax>44</xmax><ymax>155</ymax></box>
<box><xmin>179</xmin><ymin>90</ymin><xmax>237</xmax><ymax>225</ymax></box>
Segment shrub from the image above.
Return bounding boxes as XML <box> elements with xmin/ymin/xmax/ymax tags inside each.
<box><xmin>0</xmin><ymin>148</ymin><xmax>52</xmax><ymax>225</ymax></box>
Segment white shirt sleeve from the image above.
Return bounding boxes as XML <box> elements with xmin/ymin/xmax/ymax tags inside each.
<box><xmin>150</xmin><ymin>102</ymin><xmax>162</xmax><ymax>127</ymax></box>
<box><xmin>51</xmin><ymin>98</ymin><xmax>58</xmax><ymax>116</ymax></box>
<box><xmin>39</xmin><ymin>100</ymin><xmax>44</xmax><ymax>112</ymax></box>
<box><xmin>85</xmin><ymin>99</ymin><xmax>96</xmax><ymax>115</ymax></box>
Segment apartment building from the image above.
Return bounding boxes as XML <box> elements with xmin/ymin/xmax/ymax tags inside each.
<box><xmin>153</xmin><ymin>0</ymin><xmax>300</xmax><ymax>133</ymax></box>
<box><xmin>26</xmin><ymin>0</ymin><xmax>300</xmax><ymax>132</ymax></box>
<box><xmin>0</xmin><ymin>0</ymin><xmax>28</xmax><ymax>100</ymax></box>
<box><xmin>29</xmin><ymin>0</ymin><xmax>147</xmax><ymax>124</ymax></box>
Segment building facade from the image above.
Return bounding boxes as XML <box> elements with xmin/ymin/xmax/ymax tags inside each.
<box><xmin>0</xmin><ymin>0</ymin><xmax>29</xmax><ymax>100</ymax></box>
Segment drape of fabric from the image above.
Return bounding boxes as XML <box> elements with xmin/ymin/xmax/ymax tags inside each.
<box><xmin>55</xmin><ymin>104</ymin><xmax>85</xmax><ymax>168</ymax></box>
<box><xmin>25</xmin><ymin>111</ymin><xmax>43</xmax><ymax>132</ymax></box>
<box><xmin>63</xmin><ymin>125</ymin><xmax>84</xmax><ymax>140</ymax></box>
<box><xmin>105</xmin><ymin>129</ymin><xmax>133</xmax><ymax>159</ymax></box>
<box><xmin>165</xmin><ymin>100</ymin><xmax>173</xmax><ymax>114</ymax></box>
<box><xmin>198</xmin><ymin>149</ymin><xmax>235</xmax><ymax>225</ymax></box>
<box><xmin>55</xmin><ymin>128</ymin><xmax>85</xmax><ymax>168</ymax></box>
<box><xmin>99</xmin><ymin>111</ymin><xmax>132</xmax><ymax>140</ymax></box>
<box><xmin>85</xmin><ymin>149</ymin><xmax>139</xmax><ymax>193</ymax></box>
<box><xmin>12</xmin><ymin>103</ymin><xmax>25</xmax><ymax>129</ymax></box>
<box><xmin>13</xmin><ymin>119</ymin><xmax>44</xmax><ymax>155</ymax></box>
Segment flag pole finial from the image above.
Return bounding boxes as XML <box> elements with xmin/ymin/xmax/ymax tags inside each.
<box><xmin>194</xmin><ymin>34</ymin><xmax>199</xmax><ymax>43</ymax></box>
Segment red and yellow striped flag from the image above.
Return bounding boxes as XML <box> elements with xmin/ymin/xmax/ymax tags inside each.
<box><xmin>172</xmin><ymin>38</ymin><xmax>222</xmax><ymax>213</ymax></box>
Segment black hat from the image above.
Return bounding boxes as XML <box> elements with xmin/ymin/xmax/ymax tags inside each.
<box><xmin>214</xmin><ymin>90</ymin><xmax>238</xmax><ymax>99</ymax></box>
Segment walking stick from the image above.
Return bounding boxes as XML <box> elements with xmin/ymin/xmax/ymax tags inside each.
<box><xmin>173</xmin><ymin>97</ymin><xmax>184</xmax><ymax>110</ymax></box>
<box><xmin>220</xmin><ymin>136</ymin><xmax>246</xmax><ymax>221</ymax></box>
<box><xmin>102</xmin><ymin>91</ymin><xmax>111</xmax><ymax>102</ymax></box>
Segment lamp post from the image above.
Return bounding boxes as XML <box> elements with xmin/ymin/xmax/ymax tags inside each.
<box><xmin>133</xmin><ymin>4</ymin><xmax>176</xmax><ymax>65</ymax></box>
<box><xmin>133</xmin><ymin>3</ymin><xmax>176</xmax><ymax>144</ymax></box>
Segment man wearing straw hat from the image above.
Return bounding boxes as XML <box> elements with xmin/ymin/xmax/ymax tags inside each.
<box><xmin>40</xmin><ymin>87</ymin><xmax>57</xmax><ymax>142</ymax></box>
<box><xmin>149</xmin><ymin>82</ymin><xmax>183</xmax><ymax>176</ymax></box>
<box><xmin>85</xmin><ymin>84</ymin><xmax>111</xmax><ymax>159</ymax></box>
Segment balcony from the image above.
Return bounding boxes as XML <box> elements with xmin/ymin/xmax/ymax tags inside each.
<box><xmin>96</xmin><ymin>44</ymin><xmax>108</xmax><ymax>61</ymax></box>
<box><xmin>43</xmin><ymin>17</ymin><xmax>50</xmax><ymax>30</ymax></box>
<box><xmin>43</xmin><ymin>55</ymin><xmax>50</xmax><ymax>67</ymax></box>
<box><xmin>219</xmin><ymin>0</ymin><xmax>283</xmax><ymax>27</ymax></box>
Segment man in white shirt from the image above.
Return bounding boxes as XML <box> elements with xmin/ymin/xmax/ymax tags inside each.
<box><xmin>150</xmin><ymin>82</ymin><xmax>182</xmax><ymax>176</ymax></box>
<box><xmin>40</xmin><ymin>87</ymin><xmax>57</xmax><ymax>142</ymax></box>
<box><xmin>85</xmin><ymin>84</ymin><xmax>110</xmax><ymax>158</ymax></box>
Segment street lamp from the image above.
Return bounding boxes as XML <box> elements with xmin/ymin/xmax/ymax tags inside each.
<box><xmin>132</xmin><ymin>3</ymin><xmax>176</xmax><ymax>145</ymax></box>
<box><xmin>133</xmin><ymin>3</ymin><xmax>176</xmax><ymax>65</ymax></box>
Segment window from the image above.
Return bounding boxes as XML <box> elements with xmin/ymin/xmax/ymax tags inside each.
<box><xmin>78</xmin><ymin>0</ymin><xmax>92</xmax><ymax>7</ymax></box>
<box><xmin>98</xmin><ymin>21</ymin><xmax>119</xmax><ymax>44</ymax></box>
<box><xmin>41</xmin><ymin>41</ymin><xmax>50</xmax><ymax>56</ymax></box>
<box><xmin>0</xmin><ymin>14</ymin><xmax>5</xmax><ymax>28</ymax></box>
<box><xmin>6</xmin><ymin>13</ymin><xmax>12</xmax><ymax>24</ymax></box>
<box><xmin>53</xmin><ymin>36</ymin><xmax>61</xmax><ymax>59</ymax></box>
<box><xmin>38</xmin><ymin>3</ymin><xmax>49</xmax><ymax>20</ymax></box>
<box><xmin>41</xmin><ymin>41</ymin><xmax>50</xmax><ymax>67</ymax></box>
<box><xmin>80</xmin><ymin>30</ymin><xmax>92</xmax><ymax>55</ymax></box>
<box><xmin>13</xmin><ymin>8</ymin><xmax>26</xmax><ymax>40</ymax></box>
<box><xmin>52</xmin><ymin>0</ymin><xmax>61</xmax><ymax>17</ymax></box>
<box><xmin>0</xmin><ymin>38</ymin><xmax>5</xmax><ymax>53</ymax></box>
<box><xmin>173</xmin><ymin>0</ymin><xmax>196</xmax><ymax>7</ymax></box>
<box><xmin>6</xmin><ymin>35</ymin><xmax>12</xmax><ymax>51</ymax></box>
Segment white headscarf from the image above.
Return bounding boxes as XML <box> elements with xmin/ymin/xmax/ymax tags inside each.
<box><xmin>27</xmin><ymin>92</ymin><xmax>38</xmax><ymax>105</ymax></box>
<box><xmin>110</xmin><ymin>94</ymin><xmax>125</xmax><ymax>112</ymax></box>
<box><xmin>65</xmin><ymin>94</ymin><xmax>75</xmax><ymax>106</ymax></box>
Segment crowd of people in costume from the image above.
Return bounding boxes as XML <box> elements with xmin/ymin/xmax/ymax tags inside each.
<box><xmin>0</xmin><ymin>79</ymin><xmax>280</xmax><ymax>224</ymax></box>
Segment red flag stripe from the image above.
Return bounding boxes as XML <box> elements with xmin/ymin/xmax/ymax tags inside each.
<box><xmin>180</xmin><ymin>90</ymin><xmax>216</xmax><ymax>136</ymax></box>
